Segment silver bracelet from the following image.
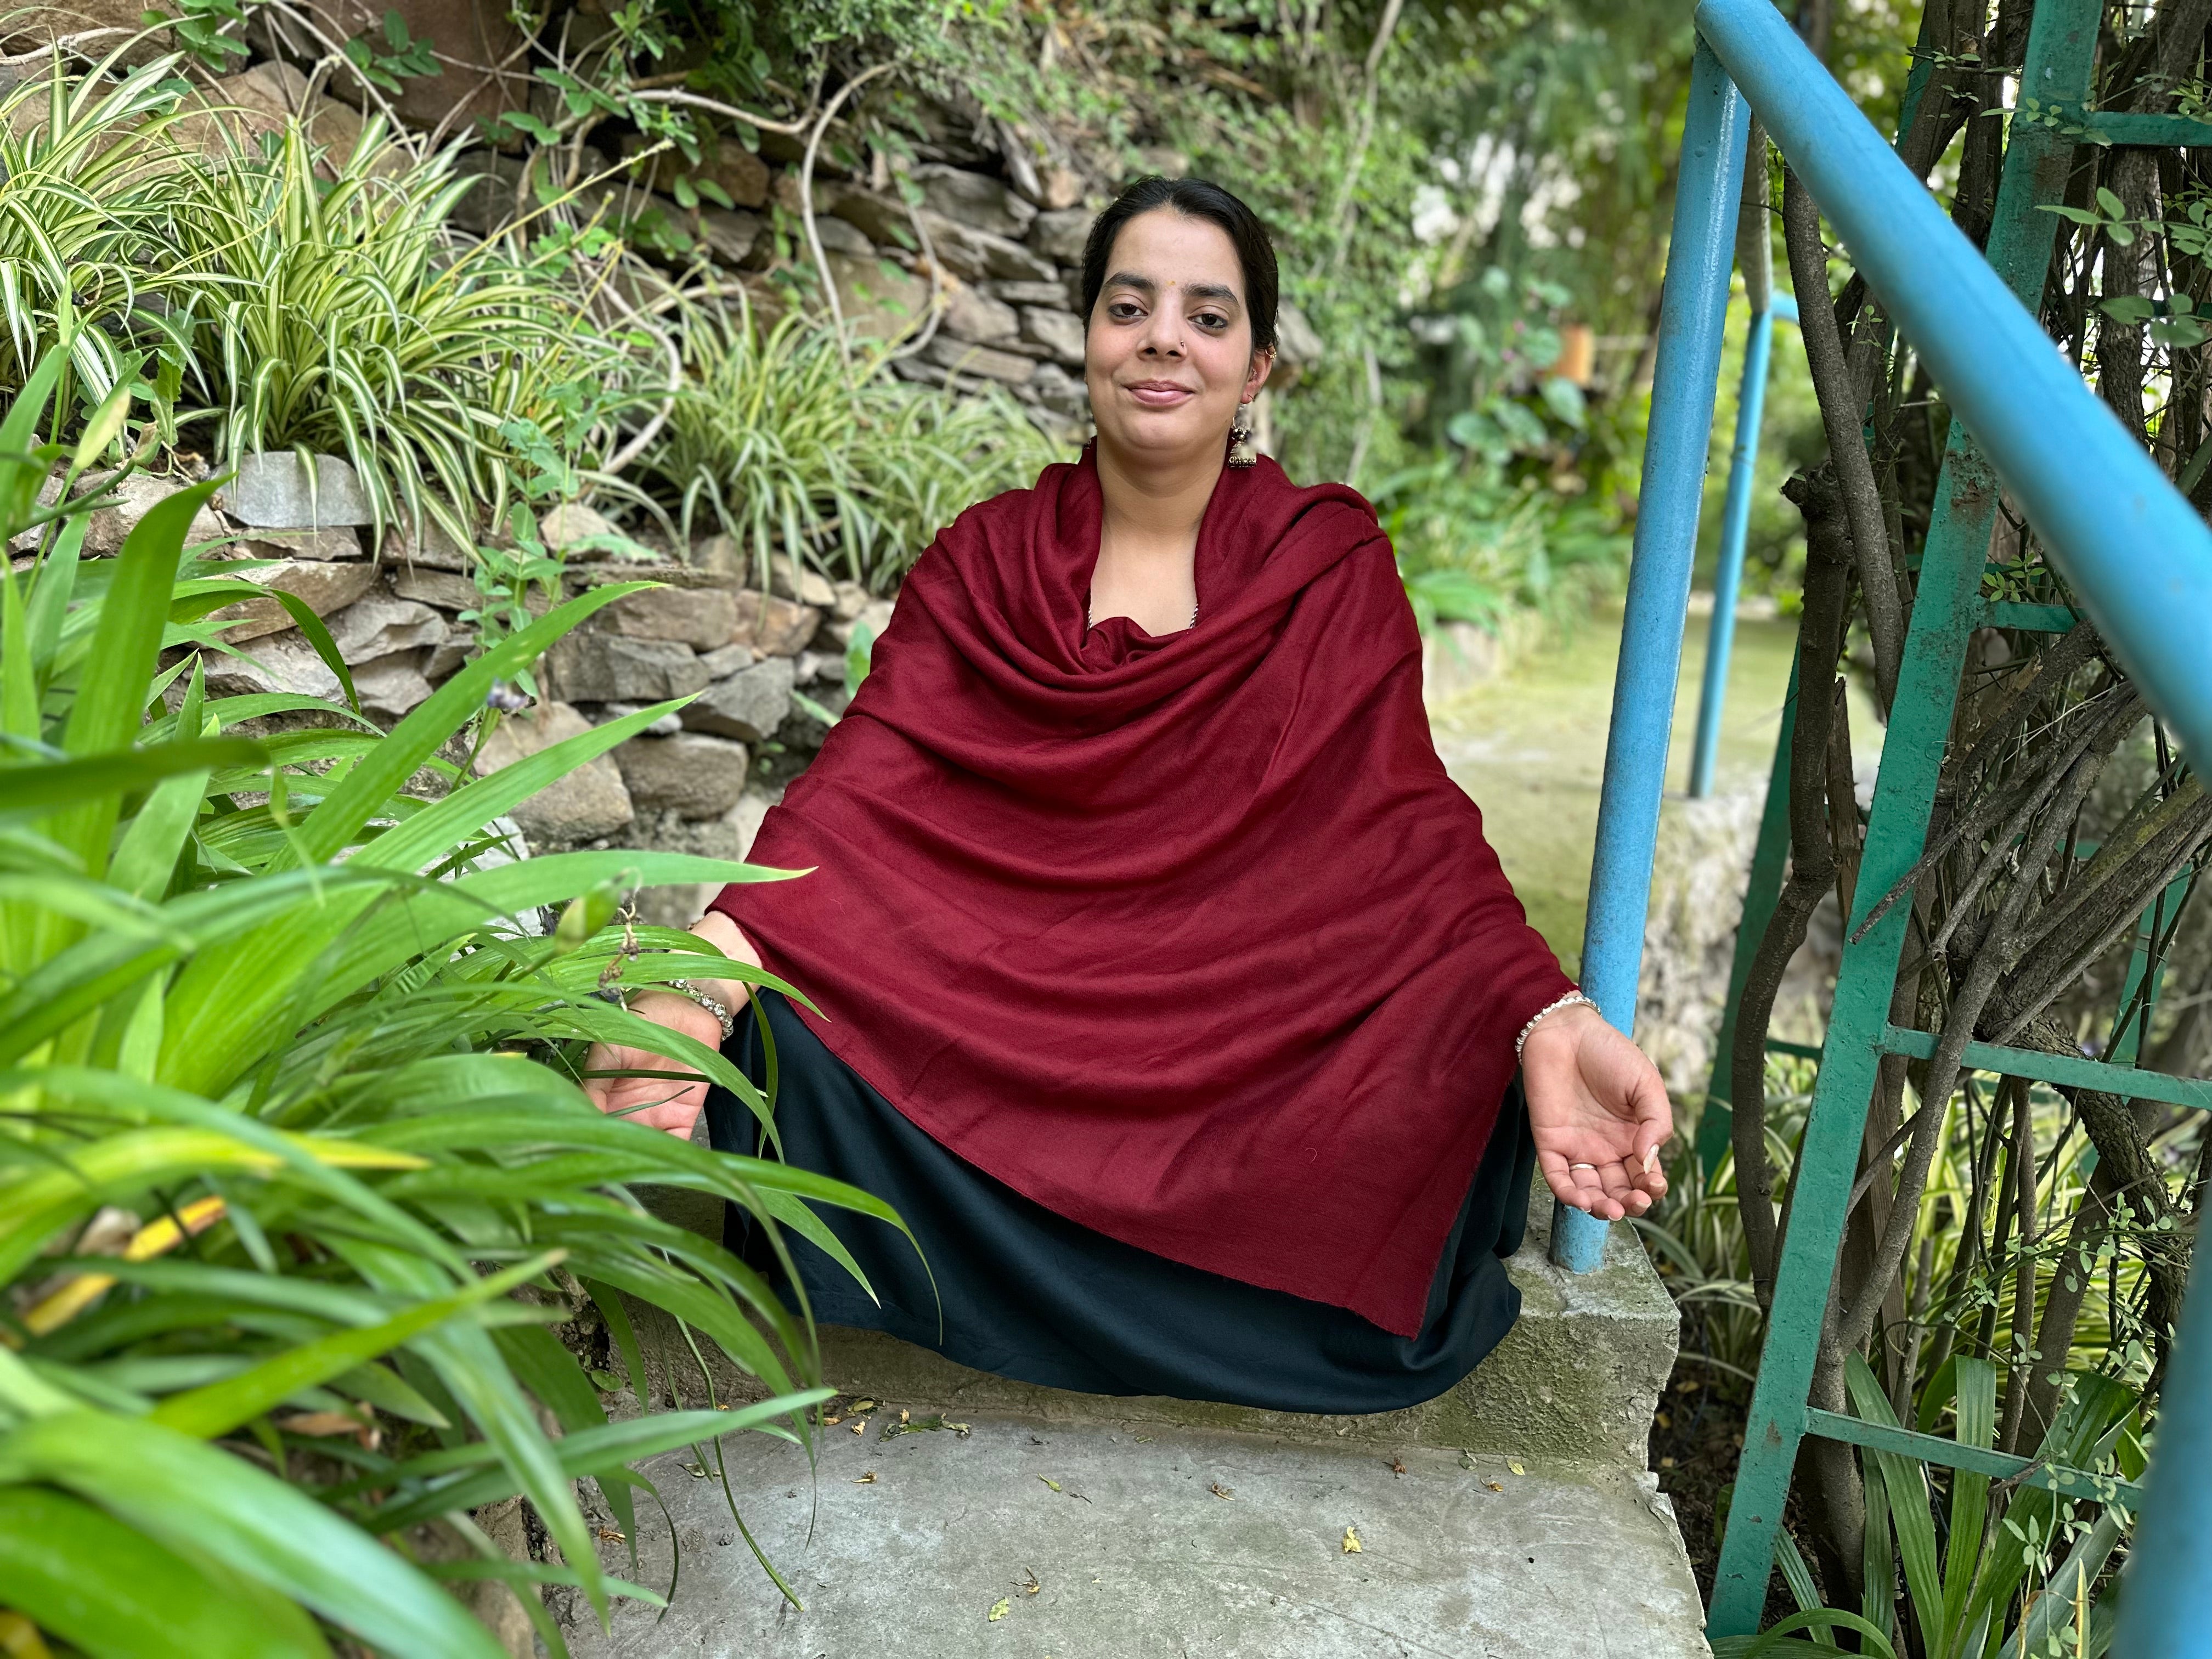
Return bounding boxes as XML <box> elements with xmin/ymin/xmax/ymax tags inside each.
<box><xmin>1516</xmin><ymin>991</ymin><xmax>1599</xmax><ymax>1059</ymax></box>
<box><xmin>666</xmin><ymin>978</ymin><xmax>736</xmax><ymax>1043</ymax></box>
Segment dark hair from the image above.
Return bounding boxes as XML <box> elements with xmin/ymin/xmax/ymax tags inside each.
<box><xmin>1077</xmin><ymin>176</ymin><xmax>1279</xmax><ymax>357</ymax></box>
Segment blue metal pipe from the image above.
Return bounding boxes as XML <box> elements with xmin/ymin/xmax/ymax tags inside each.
<box><xmin>1695</xmin><ymin>0</ymin><xmax>2212</xmax><ymax>768</ymax></box>
<box><xmin>2114</xmin><ymin>1248</ymin><xmax>2212</xmax><ymax>1654</ymax></box>
<box><xmin>1689</xmin><ymin>293</ymin><xmax>1797</xmax><ymax>800</ymax></box>
<box><xmin>1553</xmin><ymin>37</ymin><xmax>1748</xmax><ymax>1273</ymax></box>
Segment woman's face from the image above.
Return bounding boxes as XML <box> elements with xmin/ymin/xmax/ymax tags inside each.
<box><xmin>1084</xmin><ymin>207</ymin><xmax>1272</xmax><ymax>465</ymax></box>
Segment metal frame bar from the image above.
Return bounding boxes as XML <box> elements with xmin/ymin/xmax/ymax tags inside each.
<box><xmin>1553</xmin><ymin>37</ymin><xmax>1747</xmax><ymax>1272</ymax></box>
<box><xmin>1669</xmin><ymin>0</ymin><xmax>2212</xmax><ymax>1635</ymax></box>
<box><xmin>1874</xmin><ymin>1024</ymin><xmax>2212</xmax><ymax>1111</ymax></box>
<box><xmin>1694</xmin><ymin>0</ymin><xmax>2212</xmax><ymax>763</ymax></box>
<box><xmin>1689</xmin><ymin>293</ymin><xmax>1798</xmax><ymax>800</ymax></box>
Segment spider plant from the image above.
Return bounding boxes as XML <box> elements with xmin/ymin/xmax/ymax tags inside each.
<box><xmin>650</xmin><ymin>292</ymin><xmax>1064</xmax><ymax>593</ymax></box>
<box><xmin>0</xmin><ymin>346</ymin><xmax>901</xmax><ymax>1657</ymax></box>
<box><xmin>0</xmin><ymin>51</ymin><xmax>190</xmax><ymax>406</ymax></box>
<box><xmin>152</xmin><ymin>112</ymin><xmax>650</xmax><ymax>551</ymax></box>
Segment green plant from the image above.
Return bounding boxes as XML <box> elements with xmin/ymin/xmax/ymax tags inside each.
<box><xmin>651</xmin><ymin>292</ymin><xmax>1065</xmax><ymax>592</ymax></box>
<box><xmin>0</xmin><ymin>54</ymin><xmax>191</xmax><ymax>408</ymax></box>
<box><xmin>0</xmin><ymin>348</ymin><xmax>902</xmax><ymax>1656</ymax></box>
<box><xmin>150</xmin><ymin>112</ymin><xmax>653</xmax><ymax>551</ymax></box>
<box><xmin>1709</xmin><ymin>1357</ymin><xmax>2141</xmax><ymax>1659</ymax></box>
<box><xmin>1374</xmin><ymin>453</ymin><xmax>1629</xmax><ymax>635</ymax></box>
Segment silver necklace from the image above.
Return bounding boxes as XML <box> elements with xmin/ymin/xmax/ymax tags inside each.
<box><xmin>1087</xmin><ymin>596</ymin><xmax>1200</xmax><ymax>630</ymax></box>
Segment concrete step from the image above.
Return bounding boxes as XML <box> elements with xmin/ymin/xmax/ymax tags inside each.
<box><xmin>561</xmin><ymin>1413</ymin><xmax>1712</xmax><ymax>1658</ymax></box>
<box><xmin>646</xmin><ymin>1175</ymin><xmax>1679</xmax><ymax>1469</ymax></box>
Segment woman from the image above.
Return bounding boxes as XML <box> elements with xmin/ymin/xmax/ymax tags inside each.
<box><xmin>583</xmin><ymin>176</ymin><xmax>1670</xmax><ymax>1414</ymax></box>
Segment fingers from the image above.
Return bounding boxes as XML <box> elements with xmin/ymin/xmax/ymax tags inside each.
<box><xmin>1538</xmin><ymin>1152</ymin><xmax>1644</xmax><ymax>1220</ymax></box>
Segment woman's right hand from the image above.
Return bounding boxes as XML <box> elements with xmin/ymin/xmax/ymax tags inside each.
<box><xmin>579</xmin><ymin>991</ymin><xmax>726</xmax><ymax>1138</ymax></box>
<box><xmin>578</xmin><ymin>912</ymin><xmax>761</xmax><ymax>1139</ymax></box>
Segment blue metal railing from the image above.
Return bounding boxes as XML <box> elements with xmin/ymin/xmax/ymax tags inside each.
<box><xmin>1622</xmin><ymin>0</ymin><xmax>2212</xmax><ymax>1641</ymax></box>
<box><xmin>1694</xmin><ymin>0</ymin><xmax>2212</xmax><ymax>760</ymax></box>
<box><xmin>1554</xmin><ymin>43</ymin><xmax>1748</xmax><ymax>1272</ymax></box>
<box><xmin>1688</xmin><ymin>290</ymin><xmax>1796</xmax><ymax>800</ymax></box>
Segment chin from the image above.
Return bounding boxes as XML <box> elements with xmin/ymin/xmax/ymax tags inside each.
<box><xmin>1104</xmin><ymin>411</ymin><xmax>1217</xmax><ymax>455</ymax></box>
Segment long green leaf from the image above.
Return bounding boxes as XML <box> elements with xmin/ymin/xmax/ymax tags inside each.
<box><xmin>1846</xmin><ymin>1354</ymin><xmax>1943</xmax><ymax>1659</ymax></box>
<box><xmin>291</xmin><ymin>583</ymin><xmax>647</xmax><ymax>866</ymax></box>
<box><xmin>0</xmin><ymin>1485</ymin><xmax>331</xmax><ymax>1659</ymax></box>
<box><xmin>0</xmin><ymin>1411</ymin><xmax>505</xmax><ymax>1658</ymax></box>
<box><xmin>362</xmin><ymin>1394</ymin><xmax>828</xmax><ymax>1534</ymax></box>
<box><xmin>0</xmin><ymin>1124</ymin><xmax>426</xmax><ymax>1284</ymax></box>
<box><xmin>1941</xmin><ymin>1356</ymin><xmax>1996</xmax><ymax>1652</ymax></box>
<box><xmin>45</xmin><ymin>482</ymin><xmax>216</xmax><ymax>879</ymax></box>
<box><xmin>151</xmin><ymin>1250</ymin><xmax>563</xmax><ymax>1439</ymax></box>
<box><xmin>0</xmin><ymin>737</ymin><xmax>262</xmax><ymax>820</ymax></box>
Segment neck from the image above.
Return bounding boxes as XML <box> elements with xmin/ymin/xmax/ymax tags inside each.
<box><xmin>1093</xmin><ymin>436</ymin><xmax>1226</xmax><ymax>557</ymax></box>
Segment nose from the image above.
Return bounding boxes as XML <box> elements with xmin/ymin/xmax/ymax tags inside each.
<box><xmin>1137</xmin><ymin>306</ymin><xmax>1184</xmax><ymax>358</ymax></box>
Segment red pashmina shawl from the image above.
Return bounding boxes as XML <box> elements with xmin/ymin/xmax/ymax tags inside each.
<box><xmin>709</xmin><ymin>446</ymin><xmax>1573</xmax><ymax>1335</ymax></box>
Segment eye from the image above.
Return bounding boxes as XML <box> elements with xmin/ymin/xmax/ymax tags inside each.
<box><xmin>1107</xmin><ymin>300</ymin><xmax>1144</xmax><ymax>321</ymax></box>
<box><xmin>1194</xmin><ymin>312</ymin><xmax>1229</xmax><ymax>330</ymax></box>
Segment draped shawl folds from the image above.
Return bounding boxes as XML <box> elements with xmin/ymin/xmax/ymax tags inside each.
<box><xmin>708</xmin><ymin>447</ymin><xmax>1573</xmax><ymax>1336</ymax></box>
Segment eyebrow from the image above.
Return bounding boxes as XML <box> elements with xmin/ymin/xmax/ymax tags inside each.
<box><xmin>1102</xmin><ymin>271</ymin><xmax>1242</xmax><ymax>306</ymax></box>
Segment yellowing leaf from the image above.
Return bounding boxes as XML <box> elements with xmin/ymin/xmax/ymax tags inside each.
<box><xmin>1341</xmin><ymin>1525</ymin><xmax>1362</xmax><ymax>1554</ymax></box>
<box><xmin>1039</xmin><ymin>1475</ymin><xmax>1060</xmax><ymax>1492</ymax></box>
<box><xmin>853</xmin><ymin>1471</ymin><xmax>877</xmax><ymax>1484</ymax></box>
<box><xmin>1508</xmin><ymin>1460</ymin><xmax>1525</xmax><ymax>1476</ymax></box>
<box><xmin>988</xmin><ymin>1598</ymin><xmax>1011</xmax><ymax>1622</ymax></box>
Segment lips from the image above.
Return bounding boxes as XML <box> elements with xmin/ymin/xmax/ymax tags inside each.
<box><xmin>1125</xmin><ymin>380</ymin><xmax>1197</xmax><ymax>408</ymax></box>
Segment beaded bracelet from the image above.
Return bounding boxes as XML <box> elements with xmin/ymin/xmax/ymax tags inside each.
<box><xmin>665</xmin><ymin>978</ymin><xmax>737</xmax><ymax>1042</ymax></box>
<box><xmin>1515</xmin><ymin>991</ymin><xmax>1600</xmax><ymax>1059</ymax></box>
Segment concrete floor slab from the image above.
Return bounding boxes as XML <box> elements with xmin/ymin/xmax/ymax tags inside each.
<box><xmin>562</xmin><ymin>1414</ymin><xmax>1711</xmax><ymax>1658</ymax></box>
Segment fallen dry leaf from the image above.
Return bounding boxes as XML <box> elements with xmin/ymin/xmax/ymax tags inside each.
<box><xmin>1209</xmin><ymin>1482</ymin><xmax>1234</xmax><ymax>1500</ymax></box>
<box><xmin>1018</xmin><ymin>1567</ymin><xmax>1042</xmax><ymax>1596</ymax></box>
<box><xmin>854</xmin><ymin>1471</ymin><xmax>877</xmax><ymax>1484</ymax></box>
<box><xmin>1485</xmin><ymin>1480</ymin><xmax>1504</xmax><ymax>1493</ymax></box>
<box><xmin>822</xmin><ymin>1415</ymin><xmax>842</xmax><ymax>1426</ymax></box>
<box><xmin>1341</xmin><ymin>1525</ymin><xmax>1362</xmax><ymax>1554</ymax></box>
<box><xmin>1038</xmin><ymin>1475</ymin><xmax>1061</xmax><ymax>1492</ymax></box>
<box><xmin>988</xmin><ymin>1598</ymin><xmax>1011</xmax><ymax>1622</ymax></box>
<box><xmin>1387</xmin><ymin>1457</ymin><xmax>1408</xmax><ymax>1477</ymax></box>
<box><xmin>899</xmin><ymin>1409</ymin><xmax>910</xmax><ymax>1424</ymax></box>
<box><xmin>850</xmin><ymin>1419</ymin><xmax>867</xmax><ymax>1435</ymax></box>
<box><xmin>1508</xmin><ymin>1460</ymin><xmax>1526</xmax><ymax>1476</ymax></box>
<box><xmin>597</xmin><ymin>1527</ymin><xmax>627</xmax><ymax>1543</ymax></box>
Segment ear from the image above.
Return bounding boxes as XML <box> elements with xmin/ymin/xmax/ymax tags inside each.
<box><xmin>1242</xmin><ymin>347</ymin><xmax>1276</xmax><ymax>403</ymax></box>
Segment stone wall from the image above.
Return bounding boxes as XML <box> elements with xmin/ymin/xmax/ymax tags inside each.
<box><xmin>78</xmin><ymin>447</ymin><xmax>884</xmax><ymax>929</ymax></box>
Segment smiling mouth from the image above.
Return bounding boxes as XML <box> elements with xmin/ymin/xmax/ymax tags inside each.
<box><xmin>1125</xmin><ymin>381</ymin><xmax>1196</xmax><ymax>405</ymax></box>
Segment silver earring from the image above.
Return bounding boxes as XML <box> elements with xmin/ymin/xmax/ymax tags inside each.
<box><xmin>1227</xmin><ymin>399</ymin><xmax>1257</xmax><ymax>467</ymax></box>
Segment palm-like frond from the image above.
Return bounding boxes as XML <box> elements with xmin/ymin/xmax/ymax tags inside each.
<box><xmin>0</xmin><ymin>347</ymin><xmax>890</xmax><ymax>1657</ymax></box>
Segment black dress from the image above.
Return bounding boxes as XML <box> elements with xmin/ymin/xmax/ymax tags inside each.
<box><xmin>704</xmin><ymin>990</ymin><xmax>1537</xmax><ymax>1415</ymax></box>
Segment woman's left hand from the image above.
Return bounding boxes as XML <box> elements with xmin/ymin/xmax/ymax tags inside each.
<box><xmin>1519</xmin><ymin>1001</ymin><xmax>1672</xmax><ymax>1221</ymax></box>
